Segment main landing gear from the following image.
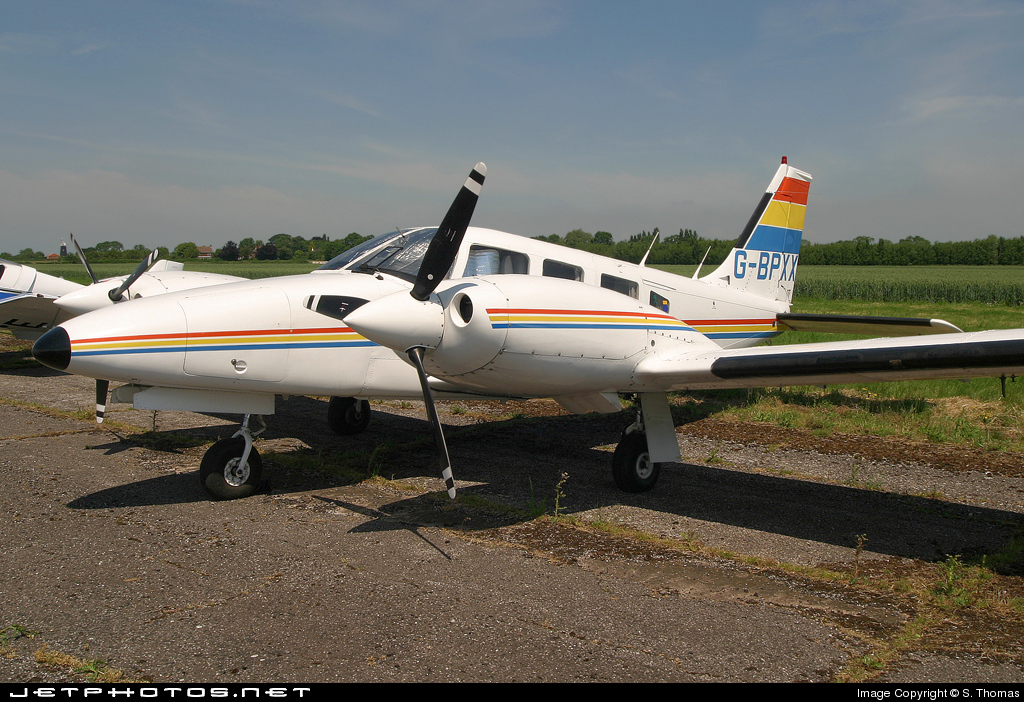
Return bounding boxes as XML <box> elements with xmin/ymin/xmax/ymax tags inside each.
<box><xmin>200</xmin><ymin>414</ymin><xmax>267</xmax><ymax>500</ymax></box>
<box><xmin>612</xmin><ymin>429</ymin><xmax>660</xmax><ymax>492</ymax></box>
<box><xmin>327</xmin><ymin>396</ymin><xmax>371</xmax><ymax>435</ymax></box>
<box><xmin>611</xmin><ymin>393</ymin><xmax>677</xmax><ymax>493</ymax></box>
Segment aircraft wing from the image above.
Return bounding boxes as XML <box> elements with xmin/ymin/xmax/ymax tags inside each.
<box><xmin>777</xmin><ymin>313</ymin><xmax>962</xmax><ymax>336</ymax></box>
<box><xmin>632</xmin><ymin>328</ymin><xmax>1024</xmax><ymax>392</ymax></box>
<box><xmin>0</xmin><ymin>292</ymin><xmax>66</xmax><ymax>339</ymax></box>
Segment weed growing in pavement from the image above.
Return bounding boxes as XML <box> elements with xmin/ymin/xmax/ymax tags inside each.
<box><xmin>526</xmin><ymin>476</ymin><xmax>548</xmax><ymax>518</ymax></box>
<box><xmin>34</xmin><ymin>643</ymin><xmax>132</xmax><ymax>682</ymax></box>
<box><xmin>0</xmin><ymin>624</ymin><xmax>37</xmax><ymax>657</ymax></box>
<box><xmin>553</xmin><ymin>472</ymin><xmax>569</xmax><ymax>517</ymax></box>
<box><xmin>367</xmin><ymin>440</ymin><xmax>395</xmax><ymax>478</ymax></box>
<box><xmin>852</xmin><ymin>534</ymin><xmax>868</xmax><ymax>582</ymax></box>
<box><xmin>706</xmin><ymin>444</ymin><xmax>725</xmax><ymax>464</ymax></box>
<box><xmin>931</xmin><ymin>554</ymin><xmax>989</xmax><ymax>609</ymax></box>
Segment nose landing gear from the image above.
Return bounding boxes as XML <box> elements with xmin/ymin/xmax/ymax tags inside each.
<box><xmin>200</xmin><ymin>414</ymin><xmax>267</xmax><ymax>500</ymax></box>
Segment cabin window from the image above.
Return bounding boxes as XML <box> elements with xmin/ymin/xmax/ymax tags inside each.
<box><xmin>464</xmin><ymin>246</ymin><xmax>529</xmax><ymax>276</ymax></box>
<box><xmin>650</xmin><ymin>291</ymin><xmax>670</xmax><ymax>312</ymax></box>
<box><xmin>542</xmin><ymin>259</ymin><xmax>583</xmax><ymax>281</ymax></box>
<box><xmin>601</xmin><ymin>274</ymin><xmax>638</xmax><ymax>298</ymax></box>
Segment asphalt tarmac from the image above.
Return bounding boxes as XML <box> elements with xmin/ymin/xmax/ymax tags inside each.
<box><xmin>1</xmin><ymin>356</ymin><xmax>1023</xmax><ymax>683</ymax></box>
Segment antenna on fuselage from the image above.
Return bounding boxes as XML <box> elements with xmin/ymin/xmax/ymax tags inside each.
<box><xmin>692</xmin><ymin>245</ymin><xmax>712</xmax><ymax>279</ymax></box>
<box><xmin>639</xmin><ymin>229</ymin><xmax>660</xmax><ymax>267</ymax></box>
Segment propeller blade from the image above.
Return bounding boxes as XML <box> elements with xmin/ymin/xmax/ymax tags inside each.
<box><xmin>108</xmin><ymin>249</ymin><xmax>159</xmax><ymax>302</ymax></box>
<box><xmin>410</xmin><ymin>162</ymin><xmax>486</xmax><ymax>301</ymax></box>
<box><xmin>407</xmin><ymin>346</ymin><xmax>456</xmax><ymax>499</ymax></box>
<box><xmin>95</xmin><ymin>379</ymin><xmax>109</xmax><ymax>424</ymax></box>
<box><xmin>69</xmin><ymin>233</ymin><xmax>99</xmax><ymax>285</ymax></box>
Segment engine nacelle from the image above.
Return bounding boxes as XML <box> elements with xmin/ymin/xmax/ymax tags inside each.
<box><xmin>428</xmin><ymin>279</ymin><xmax>509</xmax><ymax>376</ymax></box>
<box><xmin>422</xmin><ymin>276</ymin><xmax>692</xmax><ymax>396</ymax></box>
<box><xmin>347</xmin><ymin>274</ymin><xmax>703</xmax><ymax>397</ymax></box>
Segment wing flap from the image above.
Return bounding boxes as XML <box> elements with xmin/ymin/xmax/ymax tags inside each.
<box><xmin>633</xmin><ymin>329</ymin><xmax>1024</xmax><ymax>391</ymax></box>
<box><xmin>777</xmin><ymin>313</ymin><xmax>962</xmax><ymax>336</ymax></box>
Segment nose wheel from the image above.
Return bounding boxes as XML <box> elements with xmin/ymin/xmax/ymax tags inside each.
<box><xmin>199</xmin><ymin>414</ymin><xmax>266</xmax><ymax>500</ymax></box>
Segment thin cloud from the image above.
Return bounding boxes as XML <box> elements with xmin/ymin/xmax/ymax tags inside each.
<box><xmin>72</xmin><ymin>43</ymin><xmax>106</xmax><ymax>55</ymax></box>
<box><xmin>0</xmin><ymin>32</ymin><xmax>58</xmax><ymax>54</ymax></box>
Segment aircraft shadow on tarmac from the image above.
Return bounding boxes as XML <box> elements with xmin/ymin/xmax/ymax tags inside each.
<box><xmin>65</xmin><ymin>394</ymin><xmax>1023</xmax><ymax>565</ymax></box>
<box><xmin>1</xmin><ymin>352</ymin><xmax>66</xmax><ymax>377</ymax></box>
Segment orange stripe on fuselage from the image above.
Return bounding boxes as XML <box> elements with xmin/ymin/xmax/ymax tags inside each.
<box><xmin>73</xmin><ymin>327</ymin><xmax>354</xmax><ymax>344</ymax></box>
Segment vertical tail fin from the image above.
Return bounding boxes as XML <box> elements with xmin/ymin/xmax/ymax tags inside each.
<box><xmin>702</xmin><ymin>157</ymin><xmax>812</xmax><ymax>305</ymax></box>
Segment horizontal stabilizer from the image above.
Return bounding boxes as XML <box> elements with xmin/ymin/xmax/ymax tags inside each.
<box><xmin>777</xmin><ymin>313</ymin><xmax>962</xmax><ymax>336</ymax></box>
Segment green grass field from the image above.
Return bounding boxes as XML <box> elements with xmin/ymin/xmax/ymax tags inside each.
<box><xmin>728</xmin><ymin>302</ymin><xmax>1024</xmax><ymax>451</ymax></box>
<box><xmin>653</xmin><ymin>264</ymin><xmax>1024</xmax><ymax>305</ymax></box>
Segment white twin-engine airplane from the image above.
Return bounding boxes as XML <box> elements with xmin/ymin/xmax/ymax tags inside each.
<box><xmin>31</xmin><ymin>159</ymin><xmax>1024</xmax><ymax>501</ymax></box>
<box><xmin>1</xmin><ymin>234</ymin><xmax>243</xmax><ymax>340</ymax></box>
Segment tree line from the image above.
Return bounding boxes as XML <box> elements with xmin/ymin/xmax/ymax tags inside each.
<box><xmin>6</xmin><ymin>230</ymin><xmax>1024</xmax><ymax>267</ymax></box>
<box><xmin>536</xmin><ymin>231</ymin><xmax>1024</xmax><ymax>267</ymax></box>
<box><xmin>2</xmin><ymin>233</ymin><xmax>374</xmax><ymax>264</ymax></box>
<box><xmin>798</xmin><ymin>235</ymin><xmax>1024</xmax><ymax>266</ymax></box>
<box><xmin>534</xmin><ymin>228</ymin><xmax>733</xmax><ymax>266</ymax></box>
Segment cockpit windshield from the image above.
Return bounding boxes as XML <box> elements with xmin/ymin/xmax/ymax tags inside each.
<box><xmin>316</xmin><ymin>228</ymin><xmax>439</xmax><ymax>282</ymax></box>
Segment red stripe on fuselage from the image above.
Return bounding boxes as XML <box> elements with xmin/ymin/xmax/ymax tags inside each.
<box><xmin>73</xmin><ymin>327</ymin><xmax>355</xmax><ymax>344</ymax></box>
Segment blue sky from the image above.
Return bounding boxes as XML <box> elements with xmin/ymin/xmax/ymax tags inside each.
<box><xmin>2</xmin><ymin>0</ymin><xmax>1023</xmax><ymax>255</ymax></box>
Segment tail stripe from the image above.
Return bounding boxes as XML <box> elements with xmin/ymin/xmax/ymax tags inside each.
<box><xmin>739</xmin><ymin>174</ymin><xmax>810</xmax><ymax>255</ymax></box>
<box><xmin>775</xmin><ymin>176</ymin><xmax>810</xmax><ymax>206</ymax></box>
<box><xmin>760</xmin><ymin>200</ymin><xmax>806</xmax><ymax>232</ymax></box>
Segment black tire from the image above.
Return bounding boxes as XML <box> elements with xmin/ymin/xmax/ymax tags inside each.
<box><xmin>200</xmin><ymin>437</ymin><xmax>263</xmax><ymax>500</ymax></box>
<box><xmin>612</xmin><ymin>432</ymin><xmax>660</xmax><ymax>492</ymax></box>
<box><xmin>328</xmin><ymin>396</ymin><xmax>371</xmax><ymax>435</ymax></box>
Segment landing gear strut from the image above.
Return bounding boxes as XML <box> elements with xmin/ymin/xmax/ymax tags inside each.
<box><xmin>612</xmin><ymin>429</ymin><xmax>660</xmax><ymax>492</ymax></box>
<box><xmin>611</xmin><ymin>393</ymin><xmax>676</xmax><ymax>493</ymax></box>
<box><xmin>327</xmin><ymin>396</ymin><xmax>371</xmax><ymax>435</ymax></box>
<box><xmin>200</xmin><ymin>414</ymin><xmax>266</xmax><ymax>500</ymax></box>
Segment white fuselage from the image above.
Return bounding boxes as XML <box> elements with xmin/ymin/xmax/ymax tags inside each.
<box><xmin>44</xmin><ymin>227</ymin><xmax>790</xmax><ymax>412</ymax></box>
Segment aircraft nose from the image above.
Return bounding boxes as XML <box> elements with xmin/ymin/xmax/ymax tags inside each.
<box><xmin>33</xmin><ymin>326</ymin><xmax>72</xmax><ymax>371</ymax></box>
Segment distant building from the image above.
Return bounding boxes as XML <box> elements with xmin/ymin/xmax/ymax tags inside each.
<box><xmin>197</xmin><ymin>246</ymin><xmax>214</xmax><ymax>259</ymax></box>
